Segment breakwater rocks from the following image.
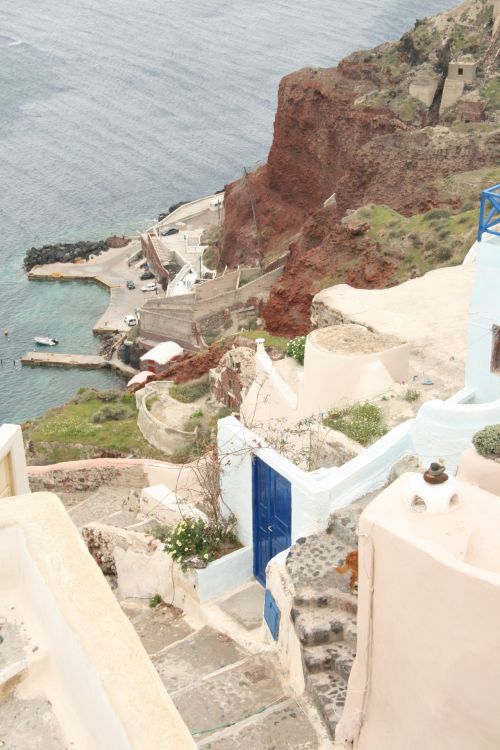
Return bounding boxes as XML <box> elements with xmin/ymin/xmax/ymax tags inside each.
<box><xmin>24</xmin><ymin>240</ymin><xmax>108</xmax><ymax>271</ymax></box>
<box><xmin>23</xmin><ymin>236</ymin><xmax>130</xmax><ymax>271</ymax></box>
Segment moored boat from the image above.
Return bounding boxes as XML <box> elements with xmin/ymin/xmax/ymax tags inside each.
<box><xmin>34</xmin><ymin>337</ymin><xmax>59</xmax><ymax>346</ymax></box>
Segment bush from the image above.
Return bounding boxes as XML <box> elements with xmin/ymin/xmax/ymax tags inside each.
<box><xmin>423</xmin><ymin>209</ymin><xmax>450</xmax><ymax>222</ymax></box>
<box><xmin>164</xmin><ymin>517</ymin><xmax>238</xmax><ymax>568</ymax></box>
<box><xmin>286</xmin><ymin>336</ymin><xmax>307</xmax><ymax>365</ymax></box>
<box><xmin>96</xmin><ymin>390</ymin><xmax>121</xmax><ymax>402</ymax></box>
<box><xmin>91</xmin><ymin>404</ymin><xmax>133</xmax><ymax>423</ymax></box>
<box><xmin>170</xmin><ymin>374</ymin><xmax>210</xmax><ymax>403</ymax></box>
<box><xmin>149</xmin><ymin>594</ymin><xmax>162</xmax><ymax>608</ymax></box>
<box><xmin>437</xmin><ymin>247</ymin><xmax>453</xmax><ymax>262</ymax></box>
<box><xmin>404</xmin><ymin>388</ymin><xmax>421</xmax><ymax>403</ymax></box>
<box><xmin>324</xmin><ymin>402</ymin><xmax>387</xmax><ymax>446</ymax></box>
<box><xmin>183</xmin><ymin>410</ymin><xmax>204</xmax><ymax>432</ymax></box>
<box><xmin>472</xmin><ymin>424</ymin><xmax>500</xmax><ymax>459</ymax></box>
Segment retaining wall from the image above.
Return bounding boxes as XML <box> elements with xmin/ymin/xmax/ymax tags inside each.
<box><xmin>137</xmin><ymin>390</ymin><xmax>196</xmax><ymax>454</ymax></box>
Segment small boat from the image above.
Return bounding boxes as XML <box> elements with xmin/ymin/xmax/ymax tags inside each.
<box><xmin>34</xmin><ymin>337</ymin><xmax>59</xmax><ymax>346</ymax></box>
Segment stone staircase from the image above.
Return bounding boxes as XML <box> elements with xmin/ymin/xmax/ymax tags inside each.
<box><xmin>122</xmin><ymin>601</ymin><xmax>322</xmax><ymax>749</ymax></box>
<box><xmin>286</xmin><ymin>492</ymin><xmax>377</xmax><ymax>739</ymax></box>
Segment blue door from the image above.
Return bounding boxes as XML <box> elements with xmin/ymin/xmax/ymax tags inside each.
<box><xmin>252</xmin><ymin>456</ymin><xmax>292</xmax><ymax>586</ymax></box>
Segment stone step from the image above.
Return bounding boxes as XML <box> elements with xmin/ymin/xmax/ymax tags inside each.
<box><xmin>293</xmin><ymin>588</ymin><xmax>357</xmax><ymax>615</ymax></box>
<box><xmin>171</xmin><ymin>654</ymin><xmax>287</xmax><ymax>740</ymax></box>
<box><xmin>307</xmin><ymin>672</ymin><xmax>348</xmax><ymax>740</ymax></box>
<box><xmin>303</xmin><ymin>641</ymin><xmax>356</xmax><ymax>681</ymax></box>
<box><xmin>327</xmin><ymin>509</ymin><xmax>360</xmax><ymax>549</ymax></box>
<box><xmin>197</xmin><ymin>698</ymin><xmax>320</xmax><ymax>749</ymax></box>
<box><xmin>292</xmin><ymin>608</ymin><xmax>357</xmax><ymax>647</ymax></box>
<box><xmin>286</xmin><ymin>530</ymin><xmax>360</xmax><ymax>611</ymax></box>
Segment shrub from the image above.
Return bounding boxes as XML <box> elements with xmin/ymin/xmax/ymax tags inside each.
<box><xmin>170</xmin><ymin>374</ymin><xmax>210</xmax><ymax>403</ymax></box>
<box><xmin>404</xmin><ymin>388</ymin><xmax>421</xmax><ymax>403</ymax></box>
<box><xmin>91</xmin><ymin>404</ymin><xmax>133</xmax><ymax>423</ymax></box>
<box><xmin>472</xmin><ymin>424</ymin><xmax>500</xmax><ymax>459</ymax></box>
<box><xmin>286</xmin><ymin>336</ymin><xmax>307</xmax><ymax>365</ymax></box>
<box><xmin>324</xmin><ymin>402</ymin><xmax>387</xmax><ymax>446</ymax></box>
<box><xmin>183</xmin><ymin>410</ymin><xmax>204</xmax><ymax>432</ymax></box>
<box><xmin>437</xmin><ymin>247</ymin><xmax>453</xmax><ymax>262</ymax></box>
<box><xmin>149</xmin><ymin>594</ymin><xmax>162</xmax><ymax>608</ymax></box>
<box><xmin>96</xmin><ymin>390</ymin><xmax>121</xmax><ymax>402</ymax></box>
<box><xmin>164</xmin><ymin>517</ymin><xmax>238</xmax><ymax>568</ymax></box>
<box><xmin>423</xmin><ymin>209</ymin><xmax>450</xmax><ymax>222</ymax></box>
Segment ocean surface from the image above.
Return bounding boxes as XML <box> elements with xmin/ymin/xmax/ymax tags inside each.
<box><xmin>0</xmin><ymin>0</ymin><xmax>454</xmax><ymax>424</ymax></box>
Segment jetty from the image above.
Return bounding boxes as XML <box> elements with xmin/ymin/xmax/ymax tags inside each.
<box><xmin>21</xmin><ymin>351</ymin><xmax>137</xmax><ymax>377</ymax></box>
<box><xmin>21</xmin><ymin>352</ymin><xmax>107</xmax><ymax>369</ymax></box>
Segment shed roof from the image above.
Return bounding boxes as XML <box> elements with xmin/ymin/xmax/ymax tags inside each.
<box><xmin>140</xmin><ymin>341</ymin><xmax>183</xmax><ymax>365</ymax></box>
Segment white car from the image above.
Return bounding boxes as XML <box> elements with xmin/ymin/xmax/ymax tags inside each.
<box><xmin>141</xmin><ymin>282</ymin><xmax>157</xmax><ymax>292</ymax></box>
<box><xmin>124</xmin><ymin>315</ymin><xmax>138</xmax><ymax>327</ymax></box>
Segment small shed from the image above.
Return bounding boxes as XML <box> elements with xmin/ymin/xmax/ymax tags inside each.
<box><xmin>140</xmin><ymin>341</ymin><xmax>183</xmax><ymax>374</ymax></box>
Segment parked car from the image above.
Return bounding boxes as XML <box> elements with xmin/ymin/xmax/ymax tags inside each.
<box><xmin>160</xmin><ymin>227</ymin><xmax>179</xmax><ymax>237</ymax></box>
<box><xmin>141</xmin><ymin>283</ymin><xmax>157</xmax><ymax>292</ymax></box>
<box><xmin>124</xmin><ymin>314</ymin><xmax>138</xmax><ymax>327</ymax></box>
<box><xmin>126</xmin><ymin>280</ymin><xmax>135</xmax><ymax>289</ymax></box>
<box><xmin>140</xmin><ymin>270</ymin><xmax>155</xmax><ymax>280</ymax></box>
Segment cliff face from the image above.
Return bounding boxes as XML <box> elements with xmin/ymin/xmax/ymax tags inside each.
<box><xmin>221</xmin><ymin>0</ymin><xmax>500</xmax><ymax>335</ymax></box>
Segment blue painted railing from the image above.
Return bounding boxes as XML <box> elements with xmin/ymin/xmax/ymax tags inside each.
<box><xmin>478</xmin><ymin>184</ymin><xmax>500</xmax><ymax>242</ymax></box>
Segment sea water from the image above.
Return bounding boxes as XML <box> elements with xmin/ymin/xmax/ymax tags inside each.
<box><xmin>0</xmin><ymin>0</ymin><xmax>454</xmax><ymax>423</ymax></box>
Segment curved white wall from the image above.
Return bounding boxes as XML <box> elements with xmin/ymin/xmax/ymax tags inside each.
<box><xmin>465</xmin><ymin>238</ymin><xmax>500</xmax><ymax>402</ymax></box>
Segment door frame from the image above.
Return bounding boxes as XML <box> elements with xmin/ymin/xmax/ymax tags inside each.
<box><xmin>252</xmin><ymin>455</ymin><xmax>291</xmax><ymax>586</ymax></box>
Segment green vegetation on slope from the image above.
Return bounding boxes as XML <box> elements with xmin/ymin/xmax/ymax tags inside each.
<box><xmin>23</xmin><ymin>388</ymin><xmax>169</xmax><ymax>464</ymax></box>
<box><xmin>324</xmin><ymin>402</ymin><xmax>388</xmax><ymax>446</ymax></box>
<box><xmin>170</xmin><ymin>374</ymin><xmax>210</xmax><ymax>403</ymax></box>
<box><xmin>237</xmin><ymin>329</ymin><xmax>289</xmax><ymax>352</ymax></box>
<box><xmin>345</xmin><ymin>166</ymin><xmax>500</xmax><ymax>283</ymax></box>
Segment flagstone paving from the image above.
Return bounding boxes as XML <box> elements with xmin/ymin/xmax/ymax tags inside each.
<box><xmin>124</xmin><ymin>601</ymin><xmax>324</xmax><ymax>748</ymax></box>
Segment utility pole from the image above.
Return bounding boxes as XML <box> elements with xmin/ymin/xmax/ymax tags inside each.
<box><xmin>243</xmin><ymin>167</ymin><xmax>262</xmax><ymax>268</ymax></box>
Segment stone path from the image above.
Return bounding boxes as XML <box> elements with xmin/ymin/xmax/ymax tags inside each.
<box><xmin>285</xmin><ymin>483</ymin><xmax>399</xmax><ymax>739</ymax></box>
<box><xmin>122</xmin><ymin>600</ymin><xmax>322</xmax><ymax>749</ymax></box>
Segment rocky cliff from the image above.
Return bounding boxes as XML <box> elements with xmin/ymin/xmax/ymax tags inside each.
<box><xmin>221</xmin><ymin>0</ymin><xmax>500</xmax><ymax>336</ymax></box>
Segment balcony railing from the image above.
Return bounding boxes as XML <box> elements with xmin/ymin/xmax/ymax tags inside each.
<box><xmin>478</xmin><ymin>184</ymin><xmax>500</xmax><ymax>242</ymax></box>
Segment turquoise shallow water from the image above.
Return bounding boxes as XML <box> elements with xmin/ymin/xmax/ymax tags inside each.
<box><xmin>0</xmin><ymin>0</ymin><xmax>454</xmax><ymax>424</ymax></box>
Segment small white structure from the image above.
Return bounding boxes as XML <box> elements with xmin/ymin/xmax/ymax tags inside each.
<box><xmin>440</xmin><ymin>57</ymin><xmax>478</xmax><ymax>114</ymax></box>
<box><xmin>140</xmin><ymin>341</ymin><xmax>183</xmax><ymax>374</ymax></box>
<box><xmin>403</xmin><ymin>472</ymin><xmax>460</xmax><ymax>513</ymax></box>
<box><xmin>409</xmin><ymin>65</ymin><xmax>439</xmax><ymax>107</ymax></box>
<box><xmin>241</xmin><ymin>324</ymin><xmax>408</xmax><ymax>428</ymax></box>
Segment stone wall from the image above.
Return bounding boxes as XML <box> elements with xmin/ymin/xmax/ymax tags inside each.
<box><xmin>140</xmin><ymin>266</ymin><xmax>283</xmax><ymax>349</ymax></box>
<box><xmin>28</xmin><ymin>463</ymin><xmax>146</xmax><ymax>494</ymax></box>
<box><xmin>195</xmin><ymin>269</ymin><xmax>239</xmax><ymax>301</ymax></box>
<box><xmin>210</xmin><ymin>346</ymin><xmax>256</xmax><ymax>409</ymax></box>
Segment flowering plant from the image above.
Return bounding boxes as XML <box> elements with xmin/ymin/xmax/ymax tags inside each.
<box><xmin>164</xmin><ymin>517</ymin><xmax>237</xmax><ymax>568</ymax></box>
<box><xmin>286</xmin><ymin>336</ymin><xmax>306</xmax><ymax>365</ymax></box>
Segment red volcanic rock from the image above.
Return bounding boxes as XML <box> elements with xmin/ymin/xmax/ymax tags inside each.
<box><xmin>221</xmin><ymin>48</ymin><xmax>500</xmax><ymax>335</ymax></box>
<box><xmin>105</xmin><ymin>235</ymin><xmax>131</xmax><ymax>248</ymax></box>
